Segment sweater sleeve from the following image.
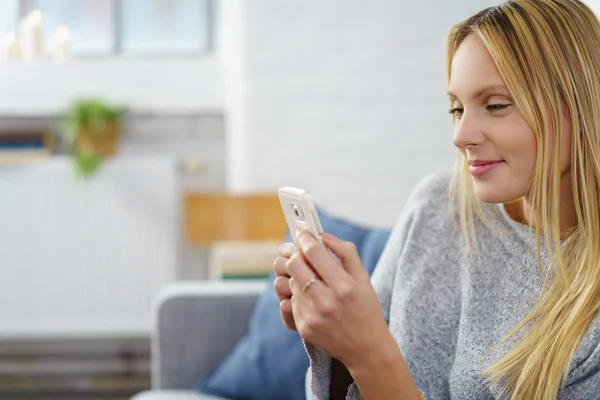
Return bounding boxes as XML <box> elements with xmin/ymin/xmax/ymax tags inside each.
<box><xmin>560</xmin><ymin>319</ymin><xmax>600</xmax><ymax>400</ymax></box>
<box><xmin>561</xmin><ymin>364</ymin><xmax>600</xmax><ymax>400</ymax></box>
<box><xmin>305</xmin><ymin>175</ymin><xmax>437</xmax><ymax>400</ymax></box>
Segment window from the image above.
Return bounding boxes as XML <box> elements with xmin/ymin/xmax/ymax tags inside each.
<box><xmin>2</xmin><ymin>0</ymin><xmax>211</xmax><ymax>57</ymax></box>
<box><xmin>0</xmin><ymin>1</ymin><xmax>19</xmax><ymax>38</ymax></box>
<box><xmin>24</xmin><ymin>0</ymin><xmax>116</xmax><ymax>55</ymax></box>
<box><xmin>120</xmin><ymin>0</ymin><xmax>210</xmax><ymax>55</ymax></box>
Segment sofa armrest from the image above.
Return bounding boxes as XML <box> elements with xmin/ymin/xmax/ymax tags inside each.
<box><xmin>151</xmin><ymin>280</ymin><xmax>267</xmax><ymax>390</ymax></box>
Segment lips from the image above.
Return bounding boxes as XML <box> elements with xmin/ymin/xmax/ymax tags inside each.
<box><xmin>469</xmin><ymin>159</ymin><xmax>504</xmax><ymax>166</ymax></box>
<box><xmin>468</xmin><ymin>159</ymin><xmax>505</xmax><ymax>176</ymax></box>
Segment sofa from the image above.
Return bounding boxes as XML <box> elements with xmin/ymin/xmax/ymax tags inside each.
<box><xmin>132</xmin><ymin>280</ymin><xmax>267</xmax><ymax>400</ymax></box>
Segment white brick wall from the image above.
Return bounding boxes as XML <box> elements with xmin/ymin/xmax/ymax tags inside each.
<box><xmin>222</xmin><ymin>0</ymin><xmax>501</xmax><ymax>226</ymax></box>
<box><xmin>0</xmin><ymin>59</ymin><xmax>223</xmax><ymax>114</ymax></box>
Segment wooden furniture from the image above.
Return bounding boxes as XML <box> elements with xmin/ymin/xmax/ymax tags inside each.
<box><xmin>185</xmin><ymin>193</ymin><xmax>288</xmax><ymax>243</ymax></box>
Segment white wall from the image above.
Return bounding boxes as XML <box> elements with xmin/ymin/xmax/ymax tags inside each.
<box><xmin>584</xmin><ymin>1</ymin><xmax>600</xmax><ymax>17</ymax></box>
<box><xmin>223</xmin><ymin>0</ymin><xmax>501</xmax><ymax>227</ymax></box>
<box><xmin>0</xmin><ymin>58</ymin><xmax>223</xmax><ymax>114</ymax></box>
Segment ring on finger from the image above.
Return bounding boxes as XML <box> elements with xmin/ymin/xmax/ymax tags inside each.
<box><xmin>302</xmin><ymin>277</ymin><xmax>319</xmax><ymax>293</ymax></box>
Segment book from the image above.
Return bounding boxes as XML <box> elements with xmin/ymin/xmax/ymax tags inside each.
<box><xmin>0</xmin><ymin>149</ymin><xmax>51</xmax><ymax>164</ymax></box>
<box><xmin>0</xmin><ymin>130</ymin><xmax>53</xmax><ymax>164</ymax></box>
<box><xmin>208</xmin><ymin>240</ymin><xmax>281</xmax><ymax>280</ymax></box>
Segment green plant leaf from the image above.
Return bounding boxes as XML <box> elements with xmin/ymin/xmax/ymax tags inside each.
<box><xmin>56</xmin><ymin>97</ymin><xmax>127</xmax><ymax>178</ymax></box>
<box><xmin>57</xmin><ymin>97</ymin><xmax>128</xmax><ymax>145</ymax></box>
<box><xmin>74</xmin><ymin>153</ymin><xmax>101</xmax><ymax>178</ymax></box>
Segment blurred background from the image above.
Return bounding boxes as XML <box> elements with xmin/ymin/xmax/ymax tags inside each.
<box><xmin>1</xmin><ymin>1</ymin><xmax>598</xmax><ymax>399</ymax></box>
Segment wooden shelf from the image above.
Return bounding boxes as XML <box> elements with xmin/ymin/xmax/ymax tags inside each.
<box><xmin>185</xmin><ymin>193</ymin><xmax>288</xmax><ymax>243</ymax></box>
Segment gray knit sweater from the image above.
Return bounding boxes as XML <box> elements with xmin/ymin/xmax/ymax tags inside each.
<box><xmin>306</xmin><ymin>173</ymin><xmax>600</xmax><ymax>399</ymax></box>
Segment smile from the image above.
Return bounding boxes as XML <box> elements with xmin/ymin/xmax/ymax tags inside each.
<box><xmin>468</xmin><ymin>160</ymin><xmax>505</xmax><ymax>176</ymax></box>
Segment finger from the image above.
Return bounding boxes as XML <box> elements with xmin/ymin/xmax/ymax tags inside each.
<box><xmin>285</xmin><ymin>252</ymin><xmax>318</xmax><ymax>294</ymax></box>
<box><xmin>273</xmin><ymin>256</ymin><xmax>290</xmax><ymax>277</ymax></box>
<box><xmin>322</xmin><ymin>233</ymin><xmax>366</xmax><ymax>279</ymax></box>
<box><xmin>289</xmin><ymin>276</ymin><xmax>301</xmax><ymax>294</ymax></box>
<box><xmin>279</xmin><ymin>300</ymin><xmax>297</xmax><ymax>331</ymax></box>
<box><xmin>296</xmin><ymin>229</ymin><xmax>346</xmax><ymax>287</ymax></box>
<box><xmin>280</xmin><ymin>298</ymin><xmax>293</xmax><ymax>313</ymax></box>
<box><xmin>279</xmin><ymin>242</ymin><xmax>296</xmax><ymax>258</ymax></box>
<box><xmin>289</xmin><ymin>275</ymin><xmax>323</xmax><ymax>297</ymax></box>
<box><xmin>274</xmin><ymin>276</ymin><xmax>292</xmax><ymax>300</ymax></box>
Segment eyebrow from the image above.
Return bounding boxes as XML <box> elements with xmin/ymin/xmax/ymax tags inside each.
<box><xmin>446</xmin><ymin>84</ymin><xmax>510</xmax><ymax>100</ymax></box>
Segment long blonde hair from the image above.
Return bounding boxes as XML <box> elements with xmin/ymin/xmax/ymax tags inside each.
<box><xmin>447</xmin><ymin>1</ymin><xmax>600</xmax><ymax>398</ymax></box>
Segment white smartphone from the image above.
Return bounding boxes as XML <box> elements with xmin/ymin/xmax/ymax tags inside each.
<box><xmin>278</xmin><ymin>186</ymin><xmax>324</xmax><ymax>245</ymax></box>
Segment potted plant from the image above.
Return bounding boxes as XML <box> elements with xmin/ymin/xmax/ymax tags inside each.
<box><xmin>59</xmin><ymin>98</ymin><xmax>127</xmax><ymax>177</ymax></box>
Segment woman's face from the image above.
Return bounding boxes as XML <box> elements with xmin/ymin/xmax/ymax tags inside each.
<box><xmin>448</xmin><ymin>34</ymin><xmax>572</xmax><ymax>204</ymax></box>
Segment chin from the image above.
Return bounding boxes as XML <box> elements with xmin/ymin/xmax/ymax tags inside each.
<box><xmin>472</xmin><ymin>179</ymin><xmax>523</xmax><ymax>204</ymax></box>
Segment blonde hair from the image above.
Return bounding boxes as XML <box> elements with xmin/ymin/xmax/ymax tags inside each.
<box><xmin>447</xmin><ymin>0</ymin><xmax>600</xmax><ymax>398</ymax></box>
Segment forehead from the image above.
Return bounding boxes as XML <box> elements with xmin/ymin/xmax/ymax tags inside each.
<box><xmin>448</xmin><ymin>34</ymin><xmax>507</xmax><ymax>99</ymax></box>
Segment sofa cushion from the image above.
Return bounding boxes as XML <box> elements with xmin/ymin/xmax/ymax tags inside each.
<box><xmin>198</xmin><ymin>209</ymin><xmax>391</xmax><ymax>400</ymax></box>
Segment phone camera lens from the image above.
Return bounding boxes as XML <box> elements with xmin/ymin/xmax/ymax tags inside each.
<box><xmin>291</xmin><ymin>204</ymin><xmax>305</xmax><ymax>220</ymax></box>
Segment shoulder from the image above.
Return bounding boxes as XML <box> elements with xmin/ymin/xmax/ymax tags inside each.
<box><xmin>370</xmin><ymin>172</ymin><xmax>456</xmax><ymax>312</ymax></box>
<box><xmin>401</xmin><ymin>172</ymin><xmax>453</xmax><ymax>225</ymax></box>
<box><xmin>411</xmin><ymin>172</ymin><xmax>452</xmax><ymax>198</ymax></box>
<box><xmin>406</xmin><ymin>172</ymin><xmax>451</xmax><ymax>207</ymax></box>
<box><xmin>382</xmin><ymin>172</ymin><xmax>456</xmax><ymax>257</ymax></box>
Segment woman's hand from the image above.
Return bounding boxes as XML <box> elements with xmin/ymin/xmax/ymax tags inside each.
<box><xmin>285</xmin><ymin>230</ymin><xmax>394</xmax><ymax>372</ymax></box>
<box><xmin>273</xmin><ymin>241</ymin><xmax>298</xmax><ymax>331</ymax></box>
<box><xmin>276</xmin><ymin>230</ymin><xmax>421</xmax><ymax>399</ymax></box>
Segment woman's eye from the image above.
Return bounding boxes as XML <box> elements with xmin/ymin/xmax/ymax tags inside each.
<box><xmin>487</xmin><ymin>104</ymin><xmax>512</xmax><ymax>111</ymax></box>
<box><xmin>448</xmin><ymin>108</ymin><xmax>464</xmax><ymax>117</ymax></box>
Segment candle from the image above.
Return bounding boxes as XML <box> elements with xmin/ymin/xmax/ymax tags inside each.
<box><xmin>20</xmin><ymin>9</ymin><xmax>46</xmax><ymax>62</ymax></box>
<box><xmin>0</xmin><ymin>32</ymin><xmax>20</xmax><ymax>62</ymax></box>
<box><xmin>51</xmin><ymin>26</ymin><xmax>70</xmax><ymax>63</ymax></box>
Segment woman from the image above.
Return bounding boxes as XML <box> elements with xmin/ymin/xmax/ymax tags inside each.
<box><xmin>273</xmin><ymin>0</ymin><xmax>600</xmax><ymax>399</ymax></box>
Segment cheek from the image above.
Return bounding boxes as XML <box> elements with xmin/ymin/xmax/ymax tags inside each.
<box><xmin>518</xmin><ymin>133</ymin><xmax>537</xmax><ymax>174</ymax></box>
<box><xmin>513</xmin><ymin>121</ymin><xmax>537</xmax><ymax>169</ymax></box>
<box><xmin>493</xmin><ymin>123</ymin><xmax>537</xmax><ymax>192</ymax></box>
<box><xmin>495</xmin><ymin>123</ymin><xmax>537</xmax><ymax>174</ymax></box>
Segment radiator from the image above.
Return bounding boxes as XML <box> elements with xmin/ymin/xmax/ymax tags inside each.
<box><xmin>0</xmin><ymin>155</ymin><xmax>180</xmax><ymax>339</ymax></box>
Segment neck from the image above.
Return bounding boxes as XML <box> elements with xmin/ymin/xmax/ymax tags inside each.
<box><xmin>516</xmin><ymin>172</ymin><xmax>577</xmax><ymax>237</ymax></box>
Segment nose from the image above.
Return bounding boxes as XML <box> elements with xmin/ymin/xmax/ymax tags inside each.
<box><xmin>452</xmin><ymin>111</ymin><xmax>486</xmax><ymax>150</ymax></box>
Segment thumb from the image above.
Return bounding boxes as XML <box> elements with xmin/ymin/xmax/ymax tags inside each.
<box><xmin>322</xmin><ymin>233</ymin><xmax>366</xmax><ymax>279</ymax></box>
